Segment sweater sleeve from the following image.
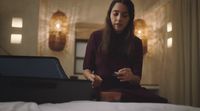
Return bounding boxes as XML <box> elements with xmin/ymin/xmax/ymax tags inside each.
<box><xmin>132</xmin><ymin>37</ymin><xmax>143</xmax><ymax>77</ymax></box>
<box><xmin>83</xmin><ymin>31</ymin><xmax>97</xmax><ymax>71</ymax></box>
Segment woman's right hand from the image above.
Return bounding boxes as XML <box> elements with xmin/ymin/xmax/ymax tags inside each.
<box><xmin>83</xmin><ymin>69</ymin><xmax>103</xmax><ymax>88</ymax></box>
<box><xmin>92</xmin><ymin>75</ymin><xmax>103</xmax><ymax>88</ymax></box>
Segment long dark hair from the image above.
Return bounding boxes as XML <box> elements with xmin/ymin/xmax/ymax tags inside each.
<box><xmin>100</xmin><ymin>0</ymin><xmax>135</xmax><ymax>56</ymax></box>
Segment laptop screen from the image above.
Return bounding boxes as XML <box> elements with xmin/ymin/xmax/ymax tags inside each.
<box><xmin>0</xmin><ymin>56</ymin><xmax>68</xmax><ymax>79</ymax></box>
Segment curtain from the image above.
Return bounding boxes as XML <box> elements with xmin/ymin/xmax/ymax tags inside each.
<box><xmin>160</xmin><ymin>0</ymin><xmax>200</xmax><ymax>107</ymax></box>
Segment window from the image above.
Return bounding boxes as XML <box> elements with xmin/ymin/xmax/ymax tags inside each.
<box><xmin>74</xmin><ymin>39</ymin><xmax>87</xmax><ymax>74</ymax></box>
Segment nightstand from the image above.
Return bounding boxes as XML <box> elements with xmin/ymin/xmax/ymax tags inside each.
<box><xmin>141</xmin><ymin>84</ymin><xmax>159</xmax><ymax>95</ymax></box>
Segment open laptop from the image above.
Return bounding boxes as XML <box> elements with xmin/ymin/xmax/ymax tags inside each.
<box><xmin>0</xmin><ymin>55</ymin><xmax>68</xmax><ymax>79</ymax></box>
<box><xmin>0</xmin><ymin>76</ymin><xmax>93</xmax><ymax>103</ymax></box>
<box><xmin>0</xmin><ymin>55</ymin><xmax>93</xmax><ymax>103</ymax></box>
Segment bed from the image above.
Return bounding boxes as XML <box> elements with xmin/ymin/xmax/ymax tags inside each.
<box><xmin>0</xmin><ymin>55</ymin><xmax>199</xmax><ymax>111</ymax></box>
<box><xmin>0</xmin><ymin>101</ymin><xmax>200</xmax><ymax>111</ymax></box>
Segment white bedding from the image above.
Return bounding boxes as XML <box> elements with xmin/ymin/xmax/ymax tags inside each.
<box><xmin>0</xmin><ymin>101</ymin><xmax>200</xmax><ymax>111</ymax></box>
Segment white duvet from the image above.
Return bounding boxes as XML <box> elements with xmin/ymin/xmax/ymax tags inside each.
<box><xmin>0</xmin><ymin>101</ymin><xmax>199</xmax><ymax>111</ymax></box>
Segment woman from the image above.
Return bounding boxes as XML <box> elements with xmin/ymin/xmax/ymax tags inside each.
<box><xmin>83</xmin><ymin>0</ymin><xmax>167</xmax><ymax>103</ymax></box>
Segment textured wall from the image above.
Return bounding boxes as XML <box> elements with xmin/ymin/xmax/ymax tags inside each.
<box><xmin>140</xmin><ymin>1</ymin><xmax>172</xmax><ymax>84</ymax></box>
<box><xmin>0</xmin><ymin>0</ymin><xmax>39</xmax><ymax>56</ymax></box>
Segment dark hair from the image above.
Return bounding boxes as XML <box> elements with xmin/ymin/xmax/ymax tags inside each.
<box><xmin>100</xmin><ymin>0</ymin><xmax>135</xmax><ymax>56</ymax></box>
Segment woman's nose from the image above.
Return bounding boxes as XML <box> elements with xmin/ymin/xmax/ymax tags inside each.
<box><xmin>116</xmin><ymin>14</ymin><xmax>122</xmax><ymax>21</ymax></box>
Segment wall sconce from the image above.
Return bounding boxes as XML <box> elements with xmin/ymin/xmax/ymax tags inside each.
<box><xmin>10</xmin><ymin>34</ymin><xmax>22</xmax><ymax>44</ymax></box>
<box><xmin>167</xmin><ymin>37</ymin><xmax>173</xmax><ymax>48</ymax></box>
<box><xmin>134</xmin><ymin>19</ymin><xmax>148</xmax><ymax>54</ymax></box>
<box><xmin>12</xmin><ymin>17</ymin><xmax>23</xmax><ymax>28</ymax></box>
<box><xmin>49</xmin><ymin>10</ymin><xmax>68</xmax><ymax>51</ymax></box>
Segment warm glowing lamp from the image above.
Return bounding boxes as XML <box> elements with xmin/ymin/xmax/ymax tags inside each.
<box><xmin>12</xmin><ymin>17</ymin><xmax>23</xmax><ymax>28</ymax></box>
<box><xmin>167</xmin><ymin>37</ymin><xmax>173</xmax><ymax>48</ymax></box>
<box><xmin>134</xmin><ymin>19</ymin><xmax>148</xmax><ymax>54</ymax></box>
<box><xmin>10</xmin><ymin>34</ymin><xmax>22</xmax><ymax>44</ymax></box>
<box><xmin>49</xmin><ymin>10</ymin><xmax>68</xmax><ymax>51</ymax></box>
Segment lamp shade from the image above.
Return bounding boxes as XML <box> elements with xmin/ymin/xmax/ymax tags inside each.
<box><xmin>134</xmin><ymin>19</ymin><xmax>147</xmax><ymax>38</ymax></box>
<box><xmin>49</xmin><ymin>10</ymin><xmax>68</xmax><ymax>51</ymax></box>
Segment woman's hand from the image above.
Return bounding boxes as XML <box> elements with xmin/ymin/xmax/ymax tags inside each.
<box><xmin>92</xmin><ymin>75</ymin><xmax>103</xmax><ymax>88</ymax></box>
<box><xmin>115</xmin><ymin>68</ymin><xmax>141</xmax><ymax>84</ymax></box>
<box><xmin>83</xmin><ymin>69</ymin><xmax>103</xmax><ymax>88</ymax></box>
<box><xmin>83</xmin><ymin>69</ymin><xmax>95</xmax><ymax>81</ymax></box>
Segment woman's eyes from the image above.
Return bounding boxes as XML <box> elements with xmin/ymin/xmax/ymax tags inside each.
<box><xmin>112</xmin><ymin>12</ymin><xmax>129</xmax><ymax>18</ymax></box>
<box><xmin>122</xmin><ymin>14</ymin><xmax>129</xmax><ymax>18</ymax></box>
<box><xmin>113</xmin><ymin>12</ymin><xmax>119</xmax><ymax>16</ymax></box>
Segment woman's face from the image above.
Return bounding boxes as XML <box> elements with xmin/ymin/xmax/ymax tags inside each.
<box><xmin>110</xmin><ymin>3</ymin><xmax>130</xmax><ymax>33</ymax></box>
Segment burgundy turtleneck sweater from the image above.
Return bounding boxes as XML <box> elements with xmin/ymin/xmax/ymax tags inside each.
<box><xmin>83</xmin><ymin>29</ymin><xmax>143</xmax><ymax>91</ymax></box>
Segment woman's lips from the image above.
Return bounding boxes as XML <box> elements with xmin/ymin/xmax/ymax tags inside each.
<box><xmin>115</xmin><ymin>23</ymin><xmax>122</xmax><ymax>26</ymax></box>
<box><xmin>114</xmin><ymin>24</ymin><xmax>123</xmax><ymax>29</ymax></box>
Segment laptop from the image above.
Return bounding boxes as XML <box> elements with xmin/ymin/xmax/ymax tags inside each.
<box><xmin>0</xmin><ymin>76</ymin><xmax>93</xmax><ymax>103</ymax></box>
<box><xmin>0</xmin><ymin>55</ymin><xmax>93</xmax><ymax>103</ymax></box>
<box><xmin>0</xmin><ymin>55</ymin><xmax>68</xmax><ymax>79</ymax></box>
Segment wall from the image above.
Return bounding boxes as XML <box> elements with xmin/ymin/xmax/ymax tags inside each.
<box><xmin>139</xmin><ymin>1</ymin><xmax>172</xmax><ymax>85</ymax></box>
<box><xmin>0</xmin><ymin>0</ymin><xmax>39</xmax><ymax>56</ymax></box>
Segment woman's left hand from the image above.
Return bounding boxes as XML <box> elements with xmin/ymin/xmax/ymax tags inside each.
<box><xmin>115</xmin><ymin>68</ymin><xmax>140</xmax><ymax>83</ymax></box>
<box><xmin>92</xmin><ymin>75</ymin><xmax>103</xmax><ymax>88</ymax></box>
